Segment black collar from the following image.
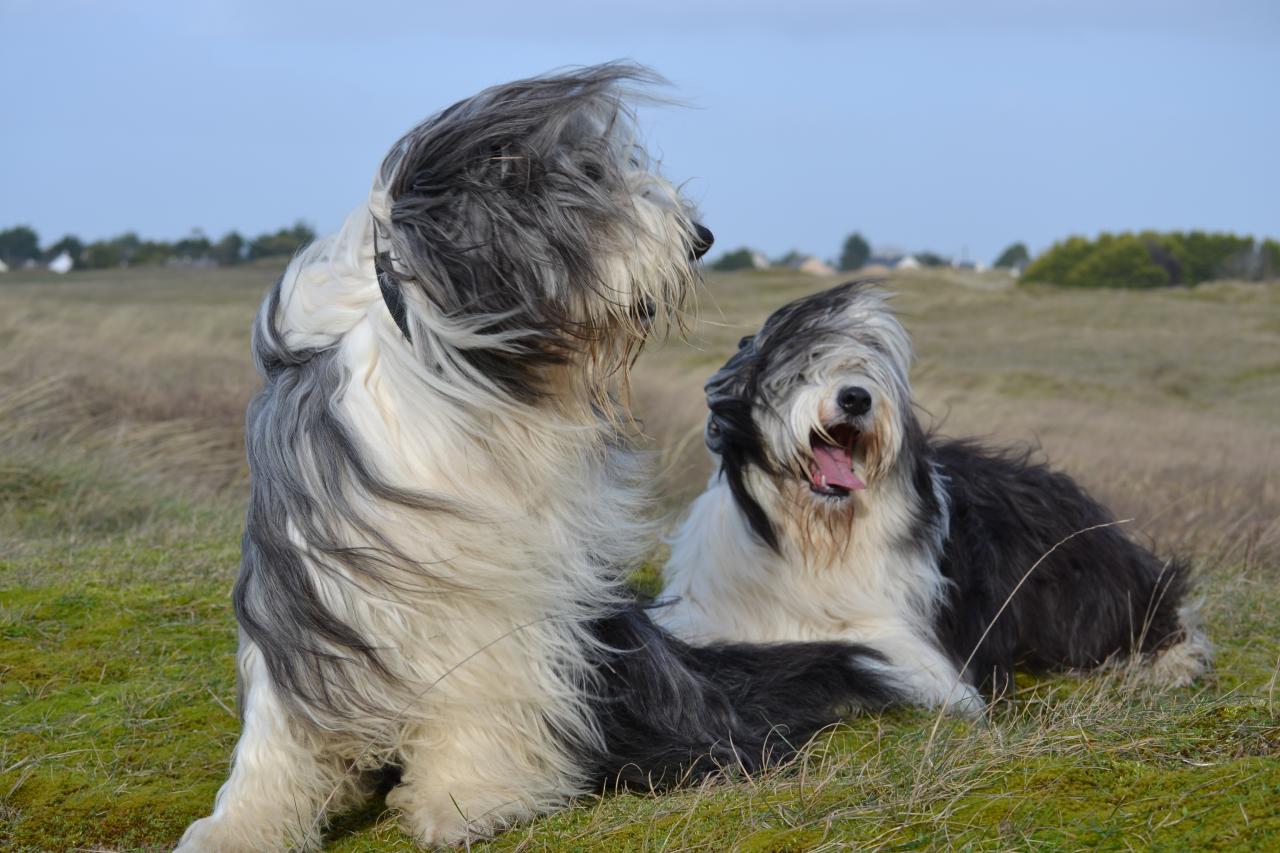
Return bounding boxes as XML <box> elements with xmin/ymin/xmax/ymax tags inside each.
<box><xmin>373</xmin><ymin>234</ymin><xmax>412</xmax><ymax>341</ymax></box>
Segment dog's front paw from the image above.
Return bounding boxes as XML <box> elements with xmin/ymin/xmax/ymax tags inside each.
<box><xmin>174</xmin><ymin>816</ymin><xmax>247</xmax><ymax>853</ymax></box>
<box><xmin>386</xmin><ymin>782</ymin><xmax>495</xmax><ymax>848</ymax></box>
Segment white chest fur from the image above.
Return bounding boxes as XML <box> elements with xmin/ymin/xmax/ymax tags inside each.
<box><xmin>658</xmin><ymin>477</ymin><xmax>982</xmax><ymax>713</ymax></box>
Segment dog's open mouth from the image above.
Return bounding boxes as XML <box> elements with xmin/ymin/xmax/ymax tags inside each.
<box><xmin>808</xmin><ymin>425</ymin><xmax>866</xmax><ymax>497</ymax></box>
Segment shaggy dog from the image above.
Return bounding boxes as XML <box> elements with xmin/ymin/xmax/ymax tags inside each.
<box><xmin>658</xmin><ymin>281</ymin><xmax>1211</xmax><ymax>714</ymax></box>
<box><xmin>178</xmin><ymin>68</ymin><xmax>902</xmax><ymax>851</ymax></box>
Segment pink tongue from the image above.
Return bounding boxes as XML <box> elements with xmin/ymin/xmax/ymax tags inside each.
<box><xmin>810</xmin><ymin>445</ymin><xmax>867</xmax><ymax>491</ymax></box>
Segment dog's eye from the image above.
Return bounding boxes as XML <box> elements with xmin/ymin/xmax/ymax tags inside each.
<box><xmin>705</xmin><ymin>418</ymin><xmax>725</xmax><ymax>453</ymax></box>
<box><xmin>582</xmin><ymin>161</ymin><xmax>604</xmax><ymax>183</ymax></box>
<box><xmin>738</xmin><ymin>336</ymin><xmax>753</xmax><ymax>350</ymax></box>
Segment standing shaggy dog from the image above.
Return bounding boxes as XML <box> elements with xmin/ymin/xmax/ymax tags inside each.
<box><xmin>179</xmin><ymin>68</ymin><xmax>901</xmax><ymax>851</ymax></box>
<box><xmin>659</xmin><ymin>281</ymin><xmax>1211</xmax><ymax>714</ymax></box>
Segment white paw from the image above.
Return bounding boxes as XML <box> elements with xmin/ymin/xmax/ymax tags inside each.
<box><xmin>174</xmin><ymin>816</ymin><xmax>242</xmax><ymax>853</ymax></box>
<box><xmin>174</xmin><ymin>813</ymin><xmax>315</xmax><ymax>852</ymax></box>
<box><xmin>386</xmin><ymin>783</ymin><xmax>490</xmax><ymax>848</ymax></box>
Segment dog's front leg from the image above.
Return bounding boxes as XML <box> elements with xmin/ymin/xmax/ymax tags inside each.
<box><xmin>868</xmin><ymin>629</ymin><xmax>987</xmax><ymax>717</ymax></box>
<box><xmin>177</xmin><ymin>643</ymin><xmax>354</xmax><ymax>852</ymax></box>
<box><xmin>387</xmin><ymin>705</ymin><xmax>575</xmax><ymax>847</ymax></box>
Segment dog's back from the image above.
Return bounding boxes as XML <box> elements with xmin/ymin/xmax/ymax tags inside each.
<box><xmin>930</xmin><ymin>438</ymin><xmax>1208</xmax><ymax>695</ymax></box>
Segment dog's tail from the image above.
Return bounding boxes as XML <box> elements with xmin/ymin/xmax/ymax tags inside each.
<box><xmin>582</xmin><ymin>605</ymin><xmax>902</xmax><ymax>789</ymax></box>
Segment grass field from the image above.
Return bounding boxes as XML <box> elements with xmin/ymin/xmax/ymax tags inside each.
<box><xmin>2</xmin><ymin>263</ymin><xmax>1277</xmax><ymax>851</ymax></box>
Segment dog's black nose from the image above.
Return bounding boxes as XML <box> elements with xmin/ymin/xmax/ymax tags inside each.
<box><xmin>691</xmin><ymin>222</ymin><xmax>714</xmax><ymax>260</ymax></box>
<box><xmin>837</xmin><ymin>386</ymin><xmax>872</xmax><ymax>417</ymax></box>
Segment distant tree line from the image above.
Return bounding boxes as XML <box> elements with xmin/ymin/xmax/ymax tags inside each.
<box><xmin>0</xmin><ymin>222</ymin><xmax>317</xmax><ymax>270</ymax></box>
<box><xmin>1023</xmin><ymin>231</ymin><xmax>1280</xmax><ymax>289</ymax></box>
<box><xmin>710</xmin><ymin>248</ymin><xmax>758</xmax><ymax>272</ymax></box>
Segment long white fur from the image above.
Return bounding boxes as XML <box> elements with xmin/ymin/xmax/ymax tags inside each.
<box><xmin>660</xmin><ymin>468</ymin><xmax>982</xmax><ymax>715</ymax></box>
<box><xmin>179</xmin><ymin>158</ymin><xmax>693</xmax><ymax>848</ymax></box>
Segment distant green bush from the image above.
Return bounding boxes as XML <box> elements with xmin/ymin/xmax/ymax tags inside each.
<box><xmin>1024</xmin><ymin>230</ymin><xmax>1278</xmax><ymax>288</ymax></box>
<box><xmin>838</xmin><ymin>232</ymin><xmax>870</xmax><ymax>271</ymax></box>
<box><xmin>1062</xmin><ymin>234</ymin><xmax>1170</xmax><ymax>289</ymax></box>
<box><xmin>247</xmin><ymin>221</ymin><xmax>315</xmax><ymax>261</ymax></box>
<box><xmin>0</xmin><ymin>225</ymin><xmax>40</xmax><ymax>267</ymax></box>
<box><xmin>1263</xmin><ymin>239</ymin><xmax>1280</xmax><ymax>279</ymax></box>
<box><xmin>4</xmin><ymin>222</ymin><xmax>310</xmax><ymax>271</ymax></box>
<box><xmin>711</xmin><ymin>248</ymin><xmax>758</xmax><ymax>272</ymax></box>
<box><xmin>993</xmin><ymin>242</ymin><xmax>1030</xmax><ymax>269</ymax></box>
<box><xmin>773</xmin><ymin>249</ymin><xmax>805</xmax><ymax>267</ymax></box>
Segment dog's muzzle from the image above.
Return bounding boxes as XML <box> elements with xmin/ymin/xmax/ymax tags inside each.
<box><xmin>691</xmin><ymin>223</ymin><xmax>714</xmax><ymax>260</ymax></box>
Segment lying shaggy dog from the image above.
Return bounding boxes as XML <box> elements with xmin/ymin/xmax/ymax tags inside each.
<box><xmin>178</xmin><ymin>68</ymin><xmax>901</xmax><ymax>851</ymax></box>
<box><xmin>659</xmin><ymin>281</ymin><xmax>1211</xmax><ymax>713</ymax></box>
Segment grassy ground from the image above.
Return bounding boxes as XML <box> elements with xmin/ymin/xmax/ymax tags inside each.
<box><xmin>1</xmin><ymin>264</ymin><xmax>1277</xmax><ymax>851</ymax></box>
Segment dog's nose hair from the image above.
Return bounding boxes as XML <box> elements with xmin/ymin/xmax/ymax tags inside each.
<box><xmin>837</xmin><ymin>386</ymin><xmax>872</xmax><ymax>417</ymax></box>
<box><xmin>691</xmin><ymin>223</ymin><xmax>714</xmax><ymax>260</ymax></box>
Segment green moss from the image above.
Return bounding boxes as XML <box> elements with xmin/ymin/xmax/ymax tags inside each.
<box><xmin>0</xmin><ymin>571</ymin><xmax>239</xmax><ymax>851</ymax></box>
<box><xmin>3</xmin><ymin>461</ymin><xmax>1278</xmax><ymax>852</ymax></box>
<box><xmin>4</xmin><ymin>526</ymin><xmax>1280</xmax><ymax>852</ymax></box>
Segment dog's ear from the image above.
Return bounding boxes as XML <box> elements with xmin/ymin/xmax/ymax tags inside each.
<box><xmin>707</xmin><ymin>353</ymin><xmax>781</xmax><ymax>551</ymax></box>
<box><xmin>713</xmin><ymin>401</ymin><xmax>782</xmax><ymax>552</ymax></box>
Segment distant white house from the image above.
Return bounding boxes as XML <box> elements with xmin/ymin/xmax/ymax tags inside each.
<box><xmin>48</xmin><ymin>252</ymin><xmax>74</xmax><ymax>274</ymax></box>
<box><xmin>0</xmin><ymin>258</ymin><xmax>9</xmax><ymax>274</ymax></box>
<box><xmin>787</xmin><ymin>255</ymin><xmax>836</xmax><ymax>276</ymax></box>
<box><xmin>952</xmin><ymin>259</ymin><xmax>987</xmax><ymax>273</ymax></box>
<box><xmin>867</xmin><ymin>253</ymin><xmax>920</xmax><ymax>271</ymax></box>
<box><xmin>749</xmin><ymin>250</ymin><xmax>771</xmax><ymax>270</ymax></box>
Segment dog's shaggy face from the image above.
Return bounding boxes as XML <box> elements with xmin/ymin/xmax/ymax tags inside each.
<box><xmin>703</xmin><ymin>282</ymin><xmax>914</xmax><ymax>549</ymax></box>
<box><xmin>371</xmin><ymin>64</ymin><xmax>711</xmax><ymax>405</ymax></box>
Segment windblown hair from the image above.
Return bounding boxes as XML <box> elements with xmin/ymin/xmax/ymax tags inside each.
<box><xmin>660</xmin><ymin>281</ymin><xmax>1212</xmax><ymax>713</ymax></box>
<box><xmin>180</xmin><ymin>67</ymin><xmax>900</xmax><ymax>851</ymax></box>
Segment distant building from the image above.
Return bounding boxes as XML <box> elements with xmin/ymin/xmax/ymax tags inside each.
<box><xmin>952</xmin><ymin>259</ymin><xmax>987</xmax><ymax>273</ymax></box>
<box><xmin>0</xmin><ymin>258</ymin><xmax>9</xmax><ymax>274</ymax></box>
<box><xmin>786</xmin><ymin>255</ymin><xmax>836</xmax><ymax>276</ymax></box>
<box><xmin>48</xmin><ymin>252</ymin><xmax>74</xmax><ymax>274</ymax></box>
<box><xmin>867</xmin><ymin>253</ymin><xmax>920</xmax><ymax>270</ymax></box>
<box><xmin>749</xmin><ymin>250</ymin><xmax>771</xmax><ymax>270</ymax></box>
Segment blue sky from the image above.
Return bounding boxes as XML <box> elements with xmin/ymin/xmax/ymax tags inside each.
<box><xmin>2</xmin><ymin>0</ymin><xmax>1276</xmax><ymax>264</ymax></box>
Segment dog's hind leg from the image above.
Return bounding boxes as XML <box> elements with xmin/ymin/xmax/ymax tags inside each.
<box><xmin>177</xmin><ymin>643</ymin><xmax>357</xmax><ymax>852</ymax></box>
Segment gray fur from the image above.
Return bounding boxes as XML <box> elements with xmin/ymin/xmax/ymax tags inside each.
<box><xmin>235</xmin><ymin>280</ymin><xmax>467</xmax><ymax>720</ymax></box>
